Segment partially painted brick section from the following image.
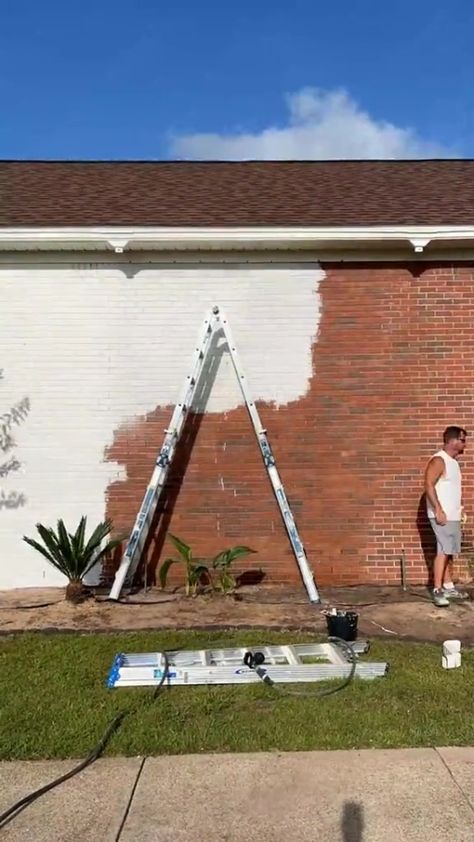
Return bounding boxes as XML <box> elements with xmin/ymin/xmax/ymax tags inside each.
<box><xmin>106</xmin><ymin>262</ymin><xmax>474</xmax><ymax>588</ymax></box>
<box><xmin>1</xmin><ymin>259</ymin><xmax>473</xmax><ymax>590</ymax></box>
<box><xmin>0</xmin><ymin>261</ymin><xmax>322</xmax><ymax>588</ymax></box>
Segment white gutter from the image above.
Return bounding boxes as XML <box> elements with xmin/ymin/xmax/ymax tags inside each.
<box><xmin>1</xmin><ymin>225</ymin><xmax>474</xmax><ymax>252</ymax></box>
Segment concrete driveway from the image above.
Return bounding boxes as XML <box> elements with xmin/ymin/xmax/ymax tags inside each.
<box><xmin>1</xmin><ymin>747</ymin><xmax>473</xmax><ymax>841</ymax></box>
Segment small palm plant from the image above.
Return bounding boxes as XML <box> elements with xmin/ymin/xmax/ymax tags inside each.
<box><xmin>159</xmin><ymin>534</ymin><xmax>256</xmax><ymax>596</ymax></box>
<box><xmin>23</xmin><ymin>517</ymin><xmax>123</xmax><ymax>603</ymax></box>
<box><xmin>159</xmin><ymin>534</ymin><xmax>210</xmax><ymax>596</ymax></box>
<box><xmin>211</xmin><ymin>546</ymin><xmax>257</xmax><ymax>593</ymax></box>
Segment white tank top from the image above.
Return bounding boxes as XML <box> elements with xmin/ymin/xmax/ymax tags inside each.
<box><xmin>426</xmin><ymin>450</ymin><xmax>462</xmax><ymax>521</ymax></box>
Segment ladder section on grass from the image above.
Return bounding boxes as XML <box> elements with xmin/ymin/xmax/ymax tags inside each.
<box><xmin>109</xmin><ymin>305</ymin><xmax>320</xmax><ymax>603</ymax></box>
<box><xmin>107</xmin><ymin>639</ymin><xmax>388</xmax><ymax>688</ymax></box>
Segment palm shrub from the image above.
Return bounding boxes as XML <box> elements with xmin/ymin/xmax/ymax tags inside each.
<box><xmin>211</xmin><ymin>545</ymin><xmax>257</xmax><ymax>593</ymax></box>
<box><xmin>159</xmin><ymin>534</ymin><xmax>211</xmax><ymax>596</ymax></box>
<box><xmin>159</xmin><ymin>534</ymin><xmax>256</xmax><ymax>595</ymax></box>
<box><xmin>23</xmin><ymin>517</ymin><xmax>123</xmax><ymax>603</ymax></box>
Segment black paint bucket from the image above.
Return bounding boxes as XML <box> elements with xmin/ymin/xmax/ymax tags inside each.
<box><xmin>325</xmin><ymin>610</ymin><xmax>358</xmax><ymax>642</ymax></box>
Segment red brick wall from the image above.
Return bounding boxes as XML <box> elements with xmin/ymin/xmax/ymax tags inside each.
<box><xmin>105</xmin><ymin>262</ymin><xmax>474</xmax><ymax>589</ymax></box>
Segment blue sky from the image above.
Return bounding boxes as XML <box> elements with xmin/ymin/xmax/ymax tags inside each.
<box><xmin>1</xmin><ymin>0</ymin><xmax>473</xmax><ymax>160</ymax></box>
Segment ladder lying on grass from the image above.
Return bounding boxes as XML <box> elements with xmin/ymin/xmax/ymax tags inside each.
<box><xmin>107</xmin><ymin>639</ymin><xmax>388</xmax><ymax>688</ymax></box>
<box><xmin>108</xmin><ymin>305</ymin><xmax>320</xmax><ymax>604</ymax></box>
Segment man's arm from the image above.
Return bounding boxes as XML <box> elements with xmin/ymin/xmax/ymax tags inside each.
<box><xmin>424</xmin><ymin>456</ymin><xmax>446</xmax><ymax>525</ymax></box>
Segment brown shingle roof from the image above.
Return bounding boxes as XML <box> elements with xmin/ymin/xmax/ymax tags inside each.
<box><xmin>1</xmin><ymin>160</ymin><xmax>474</xmax><ymax>227</ymax></box>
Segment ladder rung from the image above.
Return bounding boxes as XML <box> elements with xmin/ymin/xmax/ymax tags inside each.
<box><xmin>281</xmin><ymin>645</ymin><xmax>302</xmax><ymax>665</ymax></box>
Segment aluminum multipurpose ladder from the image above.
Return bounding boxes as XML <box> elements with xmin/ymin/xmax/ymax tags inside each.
<box><xmin>108</xmin><ymin>306</ymin><xmax>320</xmax><ymax>603</ymax></box>
<box><xmin>107</xmin><ymin>639</ymin><xmax>388</xmax><ymax>688</ymax></box>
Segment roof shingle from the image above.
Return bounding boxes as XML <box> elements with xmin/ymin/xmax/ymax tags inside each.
<box><xmin>1</xmin><ymin>160</ymin><xmax>474</xmax><ymax>227</ymax></box>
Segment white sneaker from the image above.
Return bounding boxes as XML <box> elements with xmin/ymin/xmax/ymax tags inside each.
<box><xmin>442</xmin><ymin>586</ymin><xmax>469</xmax><ymax>600</ymax></box>
<box><xmin>433</xmin><ymin>589</ymin><xmax>450</xmax><ymax>607</ymax></box>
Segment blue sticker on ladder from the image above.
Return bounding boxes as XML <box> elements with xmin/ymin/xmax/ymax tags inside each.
<box><xmin>126</xmin><ymin>530</ymin><xmax>140</xmax><ymax>556</ymax></box>
<box><xmin>153</xmin><ymin>668</ymin><xmax>177</xmax><ymax>679</ymax></box>
<box><xmin>106</xmin><ymin>653</ymin><xmax>124</xmax><ymax>688</ymax></box>
<box><xmin>157</xmin><ymin>446</ymin><xmax>171</xmax><ymax>467</ymax></box>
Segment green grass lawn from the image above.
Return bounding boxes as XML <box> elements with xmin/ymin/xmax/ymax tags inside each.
<box><xmin>1</xmin><ymin>630</ymin><xmax>473</xmax><ymax>760</ymax></box>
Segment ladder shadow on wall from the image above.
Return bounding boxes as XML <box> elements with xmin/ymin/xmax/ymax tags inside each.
<box><xmin>137</xmin><ymin>327</ymin><xmax>228</xmax><ymax>587</ymax></box>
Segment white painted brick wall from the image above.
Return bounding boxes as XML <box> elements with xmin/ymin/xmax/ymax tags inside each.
<box><xmin>0</xmin><ymin>260</ymin><xmax>323</xmax><ymax>588</ymax></box>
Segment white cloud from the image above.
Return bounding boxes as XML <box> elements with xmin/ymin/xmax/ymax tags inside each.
<box><xmin>170</xmin><ymin>87</ymin><xmax>451</xmax><ymax>160</ymax></box>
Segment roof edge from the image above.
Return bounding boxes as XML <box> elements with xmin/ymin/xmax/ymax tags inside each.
<box><xmin>2</xmin><ymin>224</ymin><xmax>474</xmax><ymax>254</ymax></box>
<box><xmin>0</xmin><ymin>158</ymin><xmax>472</xmax><ymax>165</ymax></box>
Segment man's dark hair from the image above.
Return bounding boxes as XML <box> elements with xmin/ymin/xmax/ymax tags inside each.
<box><xmin>443</xmin><ymin>426</ymin><xmax>467</xmax><ymax>444</ymax></box>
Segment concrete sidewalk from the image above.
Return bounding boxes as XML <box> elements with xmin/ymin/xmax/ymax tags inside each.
<box><xmin>1</xmin><ymin>748</ymin><xmax>473</xmax><ymax>841</ymax></box>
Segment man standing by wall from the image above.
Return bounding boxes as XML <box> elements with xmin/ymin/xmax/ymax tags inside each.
<box><xmin>424</xmin><ymin>426</ymin><xmax>468</xmax><ymax>606</ymax></box>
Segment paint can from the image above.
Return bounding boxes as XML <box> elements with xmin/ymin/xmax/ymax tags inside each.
<box><xmin>325</xmin><ymin>609</ymin><xmax>359</xmax><ymax>642</ymax></box>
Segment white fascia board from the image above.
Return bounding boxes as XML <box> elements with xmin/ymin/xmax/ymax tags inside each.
<box><xmin>1</xmin><ymin>225</ymin><xmax>474</xmax><ymax>252</ymax></box>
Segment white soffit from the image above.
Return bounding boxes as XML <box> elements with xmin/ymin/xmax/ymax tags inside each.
<box><xmin>1</xmin><ymin>225</ymin><xmax>474</xmax><ymax>254</ymax></box>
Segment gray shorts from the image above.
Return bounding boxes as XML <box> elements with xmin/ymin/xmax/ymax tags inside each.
<box><xmin>429</xmin><ymin>520</ymin><xmax>461</xmax><ymax>555</ymax></box>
